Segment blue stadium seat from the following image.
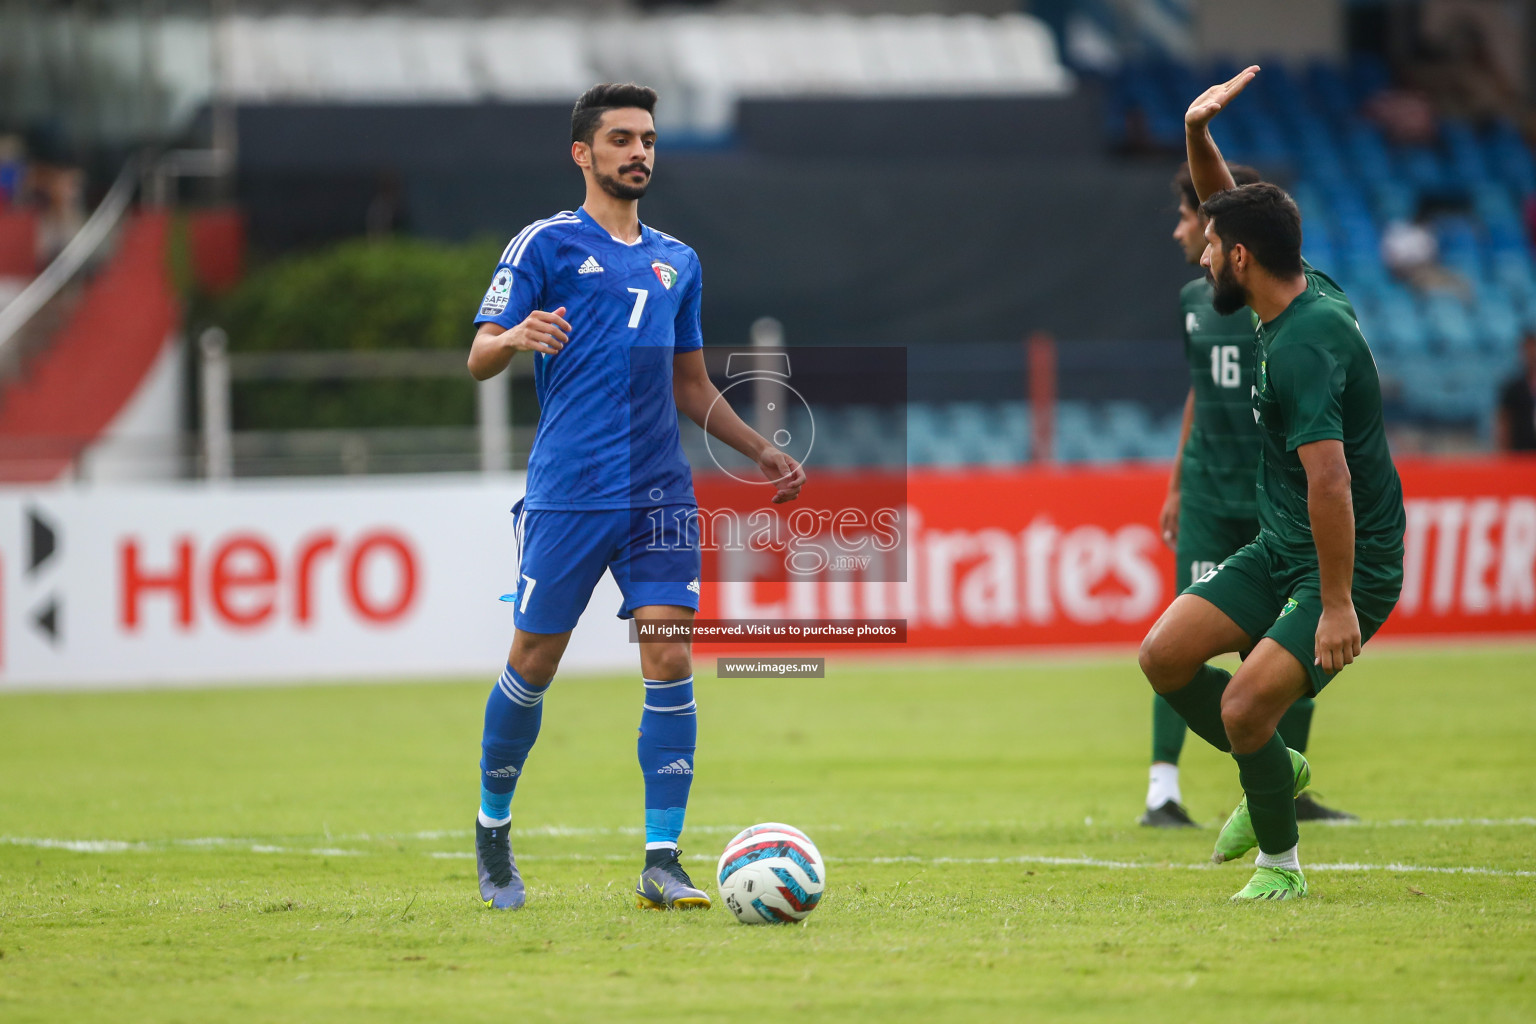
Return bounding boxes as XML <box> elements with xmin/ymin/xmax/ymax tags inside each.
<box><xmin>1369</xmin><ymin>179</ymin><xmax>1416</xmax><ymax>223</ymax></box>
<box><xmin>1301</xmin><ymin>236</ymin><xmax>1338</xmax><ymax>277</ymax></box>
<box><xmin>1472</xmin><ymin>181</ymin><xmax>1521</xmax><ymax>223</ymax></box>
<box><xmin>1305</xmin><ymin>61</ymin><xmax>1354</xmax><ymax>114</ymax></box>
<box><xmin>838</xmin><ymin>405</ymin><xmax>903</xmax><ymax>469</ymax></box>
<box><xmin>997</xmin><ymin>401</ymin><xmax>1032</xmax><ymax>462</ymax></box>
<box><xmin>1443</xmin><ymin>118</ymin><xmax>1492</xmax><ymax>183</ymax></box>
<box><xmin>904</xmin><ymin>404</ymin><xmax>946</xmax><ymax>466</ymax></box>
<box><xmin>1478</xmin><ymin>294</ymin><xmax>1524</xmax><ymax>356</ymax></box>
<box><xmin>945</xmin><ymin>401</ymin><xmax>1018</xmax><ymax>467</ymax></box>
<box><xmin>1102</xmin><ymin>400</ymin><xmax>1155</xmax><ymax>456</ymax></box>
<box><xmin>1053</xmin><ymin>402</ymin><xmax>1100</xmax><ymax>463</ymax></box>
<box><xmin>1289</xmin><ymin>181</ymin><xmax>1328</xmax><ymax>223</ymax></box>
<box><xmin>1421</xmin><ymin>293</ymin><xmax>1480</xmax><ymax>354</ymax></box>
<box><xmin>1400</xmin><ymin>146</ymin><xmax>1450</xmax><ymax>194</ymax></box>
<box><xmin>1345</xmin><ymin>122</ymin><xmax>1396</xmax><ymax>181</ymax></box>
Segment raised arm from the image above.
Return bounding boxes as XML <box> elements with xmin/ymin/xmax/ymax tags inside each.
<box><xmin>1184</xmin><ymin>65</ymin><xmax>1259</xmax><ymax>203</ymax></box>
<box><xmin>672</xmin><ymin>348</ymin><xmax>805</xmax><ymax>505</ymax></box>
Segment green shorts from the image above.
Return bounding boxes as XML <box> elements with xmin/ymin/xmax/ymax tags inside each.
<box><xmin>1185</xmin><ymin>533</ymin><xmax>1403</xmax><ymax>695</ymax></box>
<box><xmin>1176</xmin><ymin>508</ymin><xmax>1260</xmax><ymax>592</ymax></box>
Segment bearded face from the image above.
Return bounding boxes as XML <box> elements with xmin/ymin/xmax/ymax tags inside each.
<box><xmin>1209</xmin><ymin>253</ymin><xmax>1249</xmax><ymax>315</ymax></box>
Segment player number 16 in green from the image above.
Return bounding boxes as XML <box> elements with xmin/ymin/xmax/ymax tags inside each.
<box><xmin>1210</xmin><ymin>344</ymin><xmax>1242</xmax><ymax>388</ymax></box>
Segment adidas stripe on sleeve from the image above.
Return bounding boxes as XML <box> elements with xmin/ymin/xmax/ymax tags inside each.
<box><xmin>475</xmin><ymin>213</ymin><xmax>579</xmax><ymax>329</ymax></box>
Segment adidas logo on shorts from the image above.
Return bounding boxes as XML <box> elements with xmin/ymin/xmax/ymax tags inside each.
<box><xmin>687</xmin><ymin>577</ymin><xmax>701</xmax><ymax>594</ymax></box>
<box><xmin>657</xmin><ymin>758</ymin><xmax>693</xmax><ymax>775</ymax></box>
<box><xmin>578</xmin><ymin>256</ymin><xmax>603</xmax><ymax>274</ymax></box>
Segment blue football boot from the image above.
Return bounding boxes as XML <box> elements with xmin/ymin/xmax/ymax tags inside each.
<box><xmin>635</xmin><ymin>849</ymin><xmax>711</xmax><ymax>910</ymax></box>
<box><xmin>475</xmin><ymin>819</ymin><xmax>525</xmax><ymax>910</ymax></box>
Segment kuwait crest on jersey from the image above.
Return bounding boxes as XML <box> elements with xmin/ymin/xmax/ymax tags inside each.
<box><xmin>651</xmin><ymin>261</ymin><xmax>679</xmax><ymax>290</ymax></box>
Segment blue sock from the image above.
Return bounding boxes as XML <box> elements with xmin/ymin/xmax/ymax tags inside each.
<box><xmin>638</xmin><ymin>675</ymin><xmax>696</xmax><ymax>852</ymax></box>
<box><xmin>478</xmin><ymin>664</ymin><xmax>547</xmax><ymax>826</ymax></box>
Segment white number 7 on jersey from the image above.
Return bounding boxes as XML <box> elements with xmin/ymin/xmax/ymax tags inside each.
<box><xmin>626</xmin><ymin>287</ymin><xmax>649</xmax><ymax>329</ymax></box>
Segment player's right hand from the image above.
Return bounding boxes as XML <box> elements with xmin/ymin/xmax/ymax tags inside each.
<box><xmin>1185</xmin><ymin>66</ymin><xmax>1259</xmax><ymax>131</ymax></box>
<box><xmin>1158</xmin><ymin>490</ymin><xmax>1180</xmax><ymax>551</ymax></box>
<box><xmin>506</xmin><ymin>307</ymin><xmax>571</xmax><ymax>355</ymax></box>
<box><xmin>1314</xmin><ymin>603</ymin><xmax>1362</xmax><ymax>674</ymax></box>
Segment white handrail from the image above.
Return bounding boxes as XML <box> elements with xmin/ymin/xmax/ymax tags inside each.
<box><xmin>0</xmin><ymin>155</ymin><xmax>143</xmax><ymax>359</ymax></box>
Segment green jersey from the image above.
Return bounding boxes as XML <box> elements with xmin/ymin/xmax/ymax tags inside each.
<box><xmin>1178</xmin><ymin>278</ymin><xmax>1262</xmax><ymax>517</ymax></box>
<box><xmin>1253</xmin><ymin>266</ymin><xmax>1406</xmax><ymax>564</ymax></box>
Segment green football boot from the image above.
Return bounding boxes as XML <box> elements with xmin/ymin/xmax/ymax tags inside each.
<box><xmin>1212</xmin><ymin>748</ymin><xmax>1311</xmax><ymax>864</ymax></box>
<box><xmin>1231</xmin><ymin>865</ymin><xmax>1308</xmax><ymax>901</ymax></box>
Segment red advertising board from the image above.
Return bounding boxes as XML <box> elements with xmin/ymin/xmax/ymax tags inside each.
<box><xmin>694</xmin><ymin>456</ymin><xmax>1536</xmax><ymax>650</ymax></box>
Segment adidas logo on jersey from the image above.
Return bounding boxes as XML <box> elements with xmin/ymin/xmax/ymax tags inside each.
<box><xmin>485</xmin><ymin>765</ymin><xmax>521</xmax><ymax>779</ymax></box>
<box><xmin>657</xmin><ymin>758</ymin><xmax>693</xmax><ymax>775</ymax></box>
<box><xmin>578</xmin><ymin>256</ymin><xmax>604</xmax><ymax>274</ymax></box>
<box><xmin>687</xmin><ymin>577</ymin><xmax>701</xmax><ymax>594</ymax></box>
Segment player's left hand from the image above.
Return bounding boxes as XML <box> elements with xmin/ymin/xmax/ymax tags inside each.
<box><xmin>758</xmin><ymin>448</ymin><xmax>805</xmax><ymax>505</ymax></box>
<box><xmin>1314</xmin><ymin>603</ymin><xmax>1361</xmax><ymax>673</ymax></box>
<box><xmin>1158</xmin><ymin>490</ymin><xmax>1180</xmax><ymax>550</ymax></box>
<box><xmin>1185</xmin><ymin>65</ymin><xmax>1259</xmax><ymax>131</ymax></box>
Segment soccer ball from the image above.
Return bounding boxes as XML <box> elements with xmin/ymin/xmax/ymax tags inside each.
<box><xmin>716</xmin><ymin>822</ymin><xmax>825</xmax><ymax>924</ymax></box>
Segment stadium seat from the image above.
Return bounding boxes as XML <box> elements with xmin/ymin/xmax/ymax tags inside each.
<box><xmin>997</xmin><ymin>401</ymin><xmax>1032</xmax><ymax>462</ymax></box>
<box><xmin>1053</xmin><ymin>402</ymin><xmax>1100</xmax><ymax>463</ymax></box>
<box><xmin>1422</xmin><ymin>293</ymin><xmax>1480</xmax><ymax>354</ymax></box>
<box><xmin>475</xmin><ymin>19</ymin><xmax>600</xmax><ymax>101</ymax></box>
<box><xmin>1102</xmin><ymin>400</ymin><xmax>1157</xmax><ymax>458</ymax></box>
<box><xmin>404</xmin><ymin>18</ymin><xmax>481</xmax><ymax>101</ymax></box>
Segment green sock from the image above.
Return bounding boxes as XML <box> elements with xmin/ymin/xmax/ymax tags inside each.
<box><xmin>1151</xmin><ymin>694</ymin><xmax>1188</xmax><ymax>764</ymax></box>
<box><xmin>1157</xmin><ymin>665</ymin><xmax>1233</xmax><ymax>753</ymax></box>
<box><xmin>1233</xmin><ymin>732</ymin><xmax>1300</xmax><ymax>855</ymax></box>
<box><xmin>1277</xmin><ymin>697</ymin><xmax>1315</xmax><ymax>754</ymax></box>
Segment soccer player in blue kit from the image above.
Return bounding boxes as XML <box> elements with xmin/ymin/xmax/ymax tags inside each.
<box><xmin>466</xmin><ymin>83</ymin><xmax>806</xmax><ymax>911</ymax></box>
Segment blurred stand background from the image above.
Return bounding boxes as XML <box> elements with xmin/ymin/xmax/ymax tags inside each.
<box><xmin>1</xmin><ymin>0</ymin><xmax>1535</xmax><ymax>481</ymax></box>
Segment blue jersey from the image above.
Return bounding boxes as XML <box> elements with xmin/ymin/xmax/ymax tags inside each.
<box><xmin>475</xmin><ymin>207</ymin><xmax>703</xmax><ymax>511</ymax></box>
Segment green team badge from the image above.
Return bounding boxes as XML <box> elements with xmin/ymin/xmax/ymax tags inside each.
<box><xmin>1279</xmin><ymin>596</ymin><xmax>1299</xmax><ymax>618</ymax></box>
<box><xmin>1257</xmin><ymin>358</ymin><xmax>1269</xmax><ymax>396</ymax></box>
<box><xmin>651</xmin><ymin>261</ymin><xmax>678</xmax><ymax>290</ymax></box>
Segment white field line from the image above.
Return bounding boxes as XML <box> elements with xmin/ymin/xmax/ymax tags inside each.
<box><xmin>6</xmin><ymin>817</ymin><xmax>1534</xmax><ymax>880</ymax></box>
<box><xmin>427</xmin><ymin>849</ymin><xmax>1535</xmax><ymax>879</ymax></box>
<box><xmin>4</xmin><ymin>818</ymin><xmax>1525</xmax><ymax>854</ymax></box>
<box><xmin>11</xmin><ymin>838</ymin><xmax>1526</xmax><ymax>879</ymax></box>
<box><xmin>387</xmin><ymin>818</ymin><xmax>1536</xmax><ymax>839</ymax></box>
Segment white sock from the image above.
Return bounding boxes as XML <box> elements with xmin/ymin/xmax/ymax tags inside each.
<box><xmin>1256</xmin><ymin>845</ymin><xmax>1301</xmax><ymax>871</ymax></box>
<box><xmin>477</xmin><ymin>810</ymin><xmax>512</xmax><ymax>828</ymax></box>
<box><xmin>1147</xmin><ymin>762</ymin><xmax>1182</xmax><ymax>809</ymax></box>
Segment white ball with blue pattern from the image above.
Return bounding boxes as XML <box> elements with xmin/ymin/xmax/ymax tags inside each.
<box><xmin>717</xmin><ymin>823</ymin><xmax>826</xmax><ymax>924</ymax></box>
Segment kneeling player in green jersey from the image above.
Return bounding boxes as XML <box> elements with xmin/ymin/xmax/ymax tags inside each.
<box><xmin>1142</xmin><ymin>162</ymin><xmax>1356</xmax><ymax>828</ymax></box>
<box><xmin>1138</xmin><ymin>67</ymin><xmax>1406</xmax><ymax>901</ymax></box>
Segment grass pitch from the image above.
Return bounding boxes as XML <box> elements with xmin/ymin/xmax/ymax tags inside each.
<box><xmin>1</xmin><ymin>645</ymin><xmax>1533</xmax><ymax>1023</ymax></box>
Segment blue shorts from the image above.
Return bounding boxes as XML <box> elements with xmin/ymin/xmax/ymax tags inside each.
<box><xmin>509</xmin><ymin>500</ymin><xmax>701</xmax><ymax>635</ymax></box>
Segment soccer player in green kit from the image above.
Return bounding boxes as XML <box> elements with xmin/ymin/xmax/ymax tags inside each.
<box><xmin>1138</xmin><ymin>66</ymin><xmax>1406</xmax><ymax>900</ymax></box>
<box><xmin>1141</xmin><ymin>162</ymin><xmax>1357</xmax><ymax>828</ymax></box>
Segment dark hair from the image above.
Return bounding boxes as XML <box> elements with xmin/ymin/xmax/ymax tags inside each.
<box><xmin>1199</xmin><ymin>182</ymin><xmax>1304</xmax><ymax>277</ymax></box>
<box><xmin>571</xmin><ymin>83</ymin><xmax>658</xmax><ymax>144</ymax></box>
<box><xmin>1173</xmin><ymin>162</ymin><xmax>1262</xmax><ymax>211</ymax></box>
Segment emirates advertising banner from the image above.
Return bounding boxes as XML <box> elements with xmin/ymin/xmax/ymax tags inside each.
<box><xmin>0</xmin><ymin>457</ymin><xmax>1531</xmax><ymax>689</ymax></box>
<box><xmin>693</xmin><ymin>456</ymin><xmax>1536</xmax><ymax>649</ymax></box>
